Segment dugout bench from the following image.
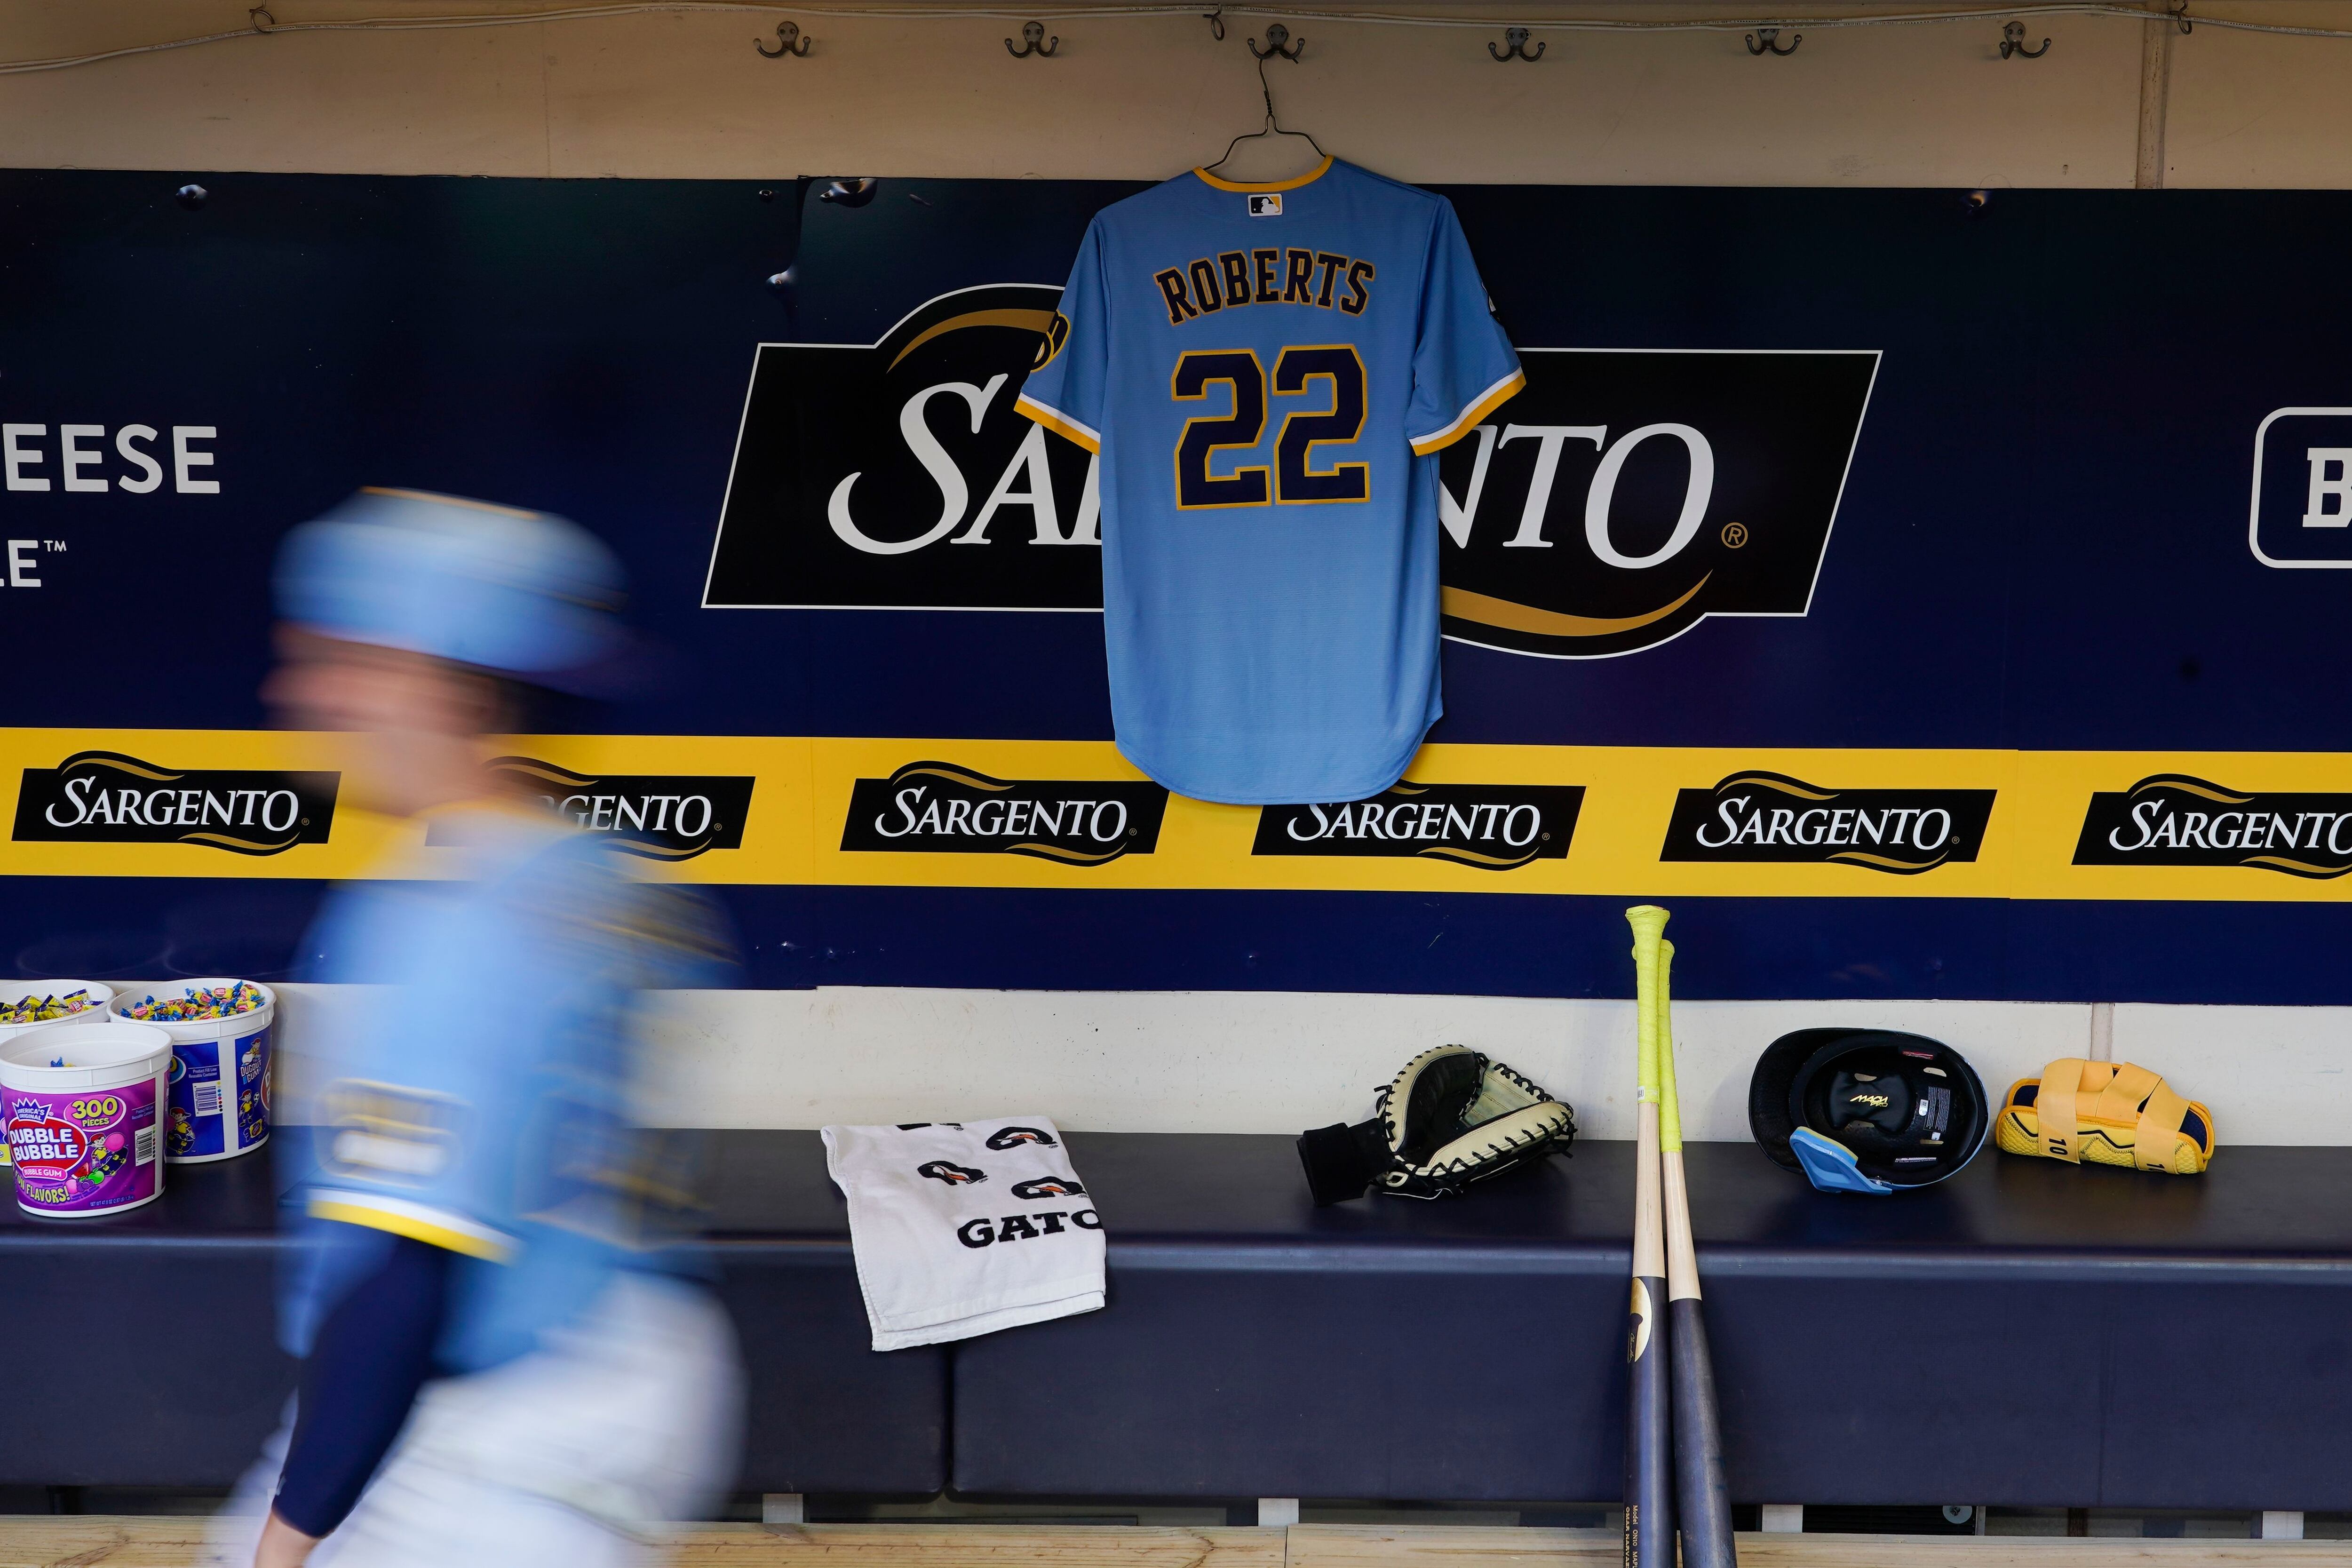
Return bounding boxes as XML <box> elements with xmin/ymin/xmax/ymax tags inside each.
<box><xmin>6</xmin><ymin>1130</ymin><xmax>2349</xmax><ymax>1511</ymax></box>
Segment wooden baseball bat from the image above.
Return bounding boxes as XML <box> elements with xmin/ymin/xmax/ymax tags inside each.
<box><xmin>1623</xmin><ymin>905</ymin><xmax>1675</xmax><ymax>1568</ymax></box>
<box><xmin>1658</xmin><ymin>939</ymin><xmax>1738</xmax><ymax>1568</ymax></box>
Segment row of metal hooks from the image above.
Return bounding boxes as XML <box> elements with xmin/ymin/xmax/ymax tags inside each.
<box><xmin>755</xmin><ymin>1</ymin><xmax>2207</xmax><ymax>64</ymax></box>
<box><xmin>1479</xmin><ymin>18</ymin><xmax>2052</xmax><ymax>62</ymax></box>
<box><xmin>758</xmin><ymin>9</ymin><xmax>1303</xmax><ymax>60</ymax></box>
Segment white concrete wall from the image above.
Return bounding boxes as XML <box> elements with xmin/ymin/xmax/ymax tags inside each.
<box><xmin>626</xmin><ymin>988</ymin><xmax>2095</xmax><ymax>1141</ymax></box>
<box><xmin>264</xmin><ymin>981</ymin><xmax>2327</xmax><ymax>1144</ymax></box>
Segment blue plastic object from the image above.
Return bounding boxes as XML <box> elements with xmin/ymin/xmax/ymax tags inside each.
<box><xmin>1789</xmin><ymin>1127</ymin><xmax>1896</xmax><ymax>1195</ymax></box>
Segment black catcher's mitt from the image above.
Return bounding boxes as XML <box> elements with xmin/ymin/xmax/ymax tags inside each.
<box><xmin>1297</xmin><ymin>1044</ymin><xmax>1575</xmax><ymax>1204</ymax></box>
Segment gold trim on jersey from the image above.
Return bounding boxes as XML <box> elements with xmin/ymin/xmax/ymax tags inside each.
<box><xmin>1013</xmin><ymin>394</ymin><xmax>1102</xmax><ymax>454</ymax></box>
<box><xmin>1194</xmin><ymin>157</ymin><xmax>1336</xmax><ymax>194</ymax></box>
<box><xmin>1409</xmin><ymin>367</ymin><xmax>1528</xmax><ymax>456</ymax></box>
<box><xmin>308</xmin><ymin>1188</ymin><xmax>518</xmax><ymax>1263</ymax></box>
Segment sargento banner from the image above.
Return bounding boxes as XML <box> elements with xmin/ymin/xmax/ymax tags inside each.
<box><xmin>430</xmin><ymin>756</ymin><xmax>757</xmax><ymax>862</ymax></box>
<box><xmin>12</xmin><ymin>751</ymin><xmax>339</xmax><ymax>857</ymax></box>
<box><xmin>840</xmin><ymin>761</ymin><xmax>1168</xmax><ymax>864</ymax></box>
<box><xmin>8</xmin><ymin>729</ymin><xmax>2352</xmax><ymax>903</ymax></box>
<box><xmin>1251</xmin><ymin>783</ymin><xmax>1584</xmax><ymax>870</ymax></box>
<box><xmin>1660</xmin><ymin>772</ymin><xmax>1996</xmax><ymax>876</ymax></box>
<box><xmin>2072</xmin><ymin>775</ymin><xmax>2352</xmax><ymax>879</ymax></box>
<box><xmin>700</xmin><ymin>288</ymin><xmax>1877</xmax><ymax>661</ymax></box>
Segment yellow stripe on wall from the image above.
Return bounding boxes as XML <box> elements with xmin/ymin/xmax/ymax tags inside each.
<box><xmin>5</xmin><ymin>728</ymin><xmax>2352</xmax><ymax>903</ymax></box>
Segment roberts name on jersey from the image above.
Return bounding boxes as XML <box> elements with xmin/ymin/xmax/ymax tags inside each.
<box><xmin>1151</xmin><ymin>247</ymin><xmax>1378</xmax><ymax>322</ymax></box>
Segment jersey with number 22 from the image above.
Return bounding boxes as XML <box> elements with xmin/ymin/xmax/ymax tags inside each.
<box><xmin>1017</xmin><ymin>158</ymin><xmax>1523</xmax><ymax>806</ymax></box>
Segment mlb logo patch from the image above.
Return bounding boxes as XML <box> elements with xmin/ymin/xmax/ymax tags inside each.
<box><xmin>1247</xmin><ymin>193</ymin><xmax>1283</xmax><ymax>217</ymax></box>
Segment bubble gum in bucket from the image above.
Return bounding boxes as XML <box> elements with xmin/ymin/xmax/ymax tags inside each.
<box><xmin>111</xmin><ymin>979</ymin><xmax>276</xmax><ymax>1163</ymax></box>
<box><xmin>0</xmin><ymin>981</ymin><xmax>115</xmax><ymax>1042</ymax></box>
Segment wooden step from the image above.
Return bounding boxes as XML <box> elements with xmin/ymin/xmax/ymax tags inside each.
<box><xmin>686</xmin><ymin>1524</ymin><xmax>1286</xmax><ymax>1567</ymax></box>
<box><xmin>1290</xmin><ymin>1529</ymin><xmax>2352</xmax><ymax>1568</ymax></box>
<box><xmin>0</xmin><ymin>1519</ymin><xmax>2343</xmax><ymax>1568</ymax></box>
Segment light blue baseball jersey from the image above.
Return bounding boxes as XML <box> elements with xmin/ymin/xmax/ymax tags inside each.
<box><xmin>1017</xmin><ymin>158</ymin><xmax>1522</xmax><ymax>805</ymax></box>
<box><xmin>280</xmin><ymin>810</ymin><xmax>729</xmax><ymax>1373</ymax></box>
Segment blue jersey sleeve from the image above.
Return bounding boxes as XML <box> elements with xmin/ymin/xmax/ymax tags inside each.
<box><xmin>1405</xmin><ymin>199</ymin><xmax>1524</xmax><ymax>455</ymax></box>
<box><xmin>1015</xmin><ymin>219</ymin><xmax>1110</xmax><ymax>454</ymax></box>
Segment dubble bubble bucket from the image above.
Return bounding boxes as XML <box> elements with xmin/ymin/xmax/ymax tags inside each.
<box><xmin>0</xmin><ymin>1020</ymin><xmax>172</xmax><ymax>1217</ymax></box>
<box><xmin>110</xmin><ymin>979</ymin><xmax>275</xmax><ymax>1163</ymax></box>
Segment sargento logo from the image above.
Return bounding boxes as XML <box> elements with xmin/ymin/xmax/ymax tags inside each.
<box><xmin>705</xmin><ymin>284</ymin><xmax>1101</xmax><ymax>613</ymax></box>
<box><xmin>1660</xmin><ymin>772</ymin><xmax>1995</xmax><ymax>875</ymax></box>
<box><xmin>1252</xmin><ymin>782</ymin><xmax>1584</xmax><ymax>871</ymax></box>
<box><xmin>427</xmin><ymin>756</ymin><xmax>754</xmax><ymax>861</ymax></box>
<box><xmin>2073</xmin><ymin>775</ymin><xmax>2352</xmax><ymax>879</ymax></box>
<box><xmin>12</xmin><ymin>751</ymin><xmax>336</xmax><ymax>856</ymax></box>
<box><xmin>840</xmin><ymin>763</ymin><xmax>1167</xmax><ymax>865</ymax></box>
<box><xmin>700</xmin><ymin>287</ymin><xmax>1879</xmax><ymax>663</ymax></box>
<box><xmin>1435</xmin><ymin>350</ymin><xmax>1878</xmax><ymax>658</ymax></box>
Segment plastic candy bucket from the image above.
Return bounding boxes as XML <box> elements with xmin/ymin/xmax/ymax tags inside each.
<box><xmin>111</xmin><ymin>979</ymin><xmax>275</xmax><ymax>1164</ymax></box>
<box><xmin>0</xmin><ymin>983</ymin><xmax>116</xmax><ymax>1168</ymax></box>
<box><xmin>0</xmin><ymin>981</ymin><xmax>115</xmax><ymax>1045</ymax></box>
<box><xmin>0</xmin><ymin>1021</ymin><xmax>172</xmax><ymax>1217</ymax></box>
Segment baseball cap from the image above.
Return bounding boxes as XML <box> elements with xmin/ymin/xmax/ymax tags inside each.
<box><xmin>273</xmin><ymin>487</ymin><xmax>628</xmax><ymax>692</ymax></box>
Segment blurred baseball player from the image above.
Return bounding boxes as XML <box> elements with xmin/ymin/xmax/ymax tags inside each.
<box><xmin>224</xmin><ymin>489</ymin><xmax>741</xmax><ymax>1568</ymax></box>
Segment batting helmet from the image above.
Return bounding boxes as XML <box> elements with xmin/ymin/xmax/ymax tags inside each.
<box><xmin>1749</xmin><ymin>1028</ymin><xmax>1989</xmax><ymax>1195</ymax></box>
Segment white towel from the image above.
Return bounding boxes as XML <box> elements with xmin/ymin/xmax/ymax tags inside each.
<box><xmin>822</xmin><ymin>1116</ymin><xmax>1106</xmax><ymax>1352</ymax></box>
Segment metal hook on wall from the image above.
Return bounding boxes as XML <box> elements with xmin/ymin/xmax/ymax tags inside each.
<box><xmin>1746</xmin><ymin>26</ymin><xmax>1800</xmax><ymax>55</ymax></box>
<box><xmin>1248</xmin><ymin>23</ymin><xmax>1304</xmax><ymax>62</ymax></box>
<box><xmin>2000</xmin><ymin>20</ymin><xmax>2050</xmax><ymax>57</ymax></box>
<box><xmin>2168</xmin><ymin>0</ymin><xmax>2191</xmax><ymax>33</ymax></box>
<box><xmin>755</xmin><ymin>20</ymin><xmax>810</xmax><ymax>57</ymax></box>
<box><xmin>1006</xmin><ymin>21</ymin><xmax>1060</xmax><ymax>57</ymax></box>
<box><xmin>1490</xmin><ymin>26</ymin><xmax>1544</xmax><ymax>62</ymax></box>
<box><xmin>817</xmin><ymin>178</ymin><xmax>878</xmax><ymax>207</ymax></box>
<box><xmin>1203</xmin><ymin>8</ymin><xmax>1225</xmax><ymax>41</ymax></box>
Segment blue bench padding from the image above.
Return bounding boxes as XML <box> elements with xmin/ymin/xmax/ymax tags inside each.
<box><xmin>6</xmin><ymin>1129</ymin><xmax>2349</xmax><ymax>1509</ymax></box>
<box><xmin>954</xmin><ymin>1133</ymin><xmax>2352</xmax><ymax>1510</ymax></box>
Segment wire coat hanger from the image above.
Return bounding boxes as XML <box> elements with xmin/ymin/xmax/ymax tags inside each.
<box><xmin>1205</xmin><ymin>38</ymin><xmax>1325</xmax><ymax>172</ymax></box>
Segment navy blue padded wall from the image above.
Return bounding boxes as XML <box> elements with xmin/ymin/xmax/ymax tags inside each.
<box><xmin>8</xmin><ymin>173</ymin><xmax>2352</xmax><ymax>1004</ymax></box>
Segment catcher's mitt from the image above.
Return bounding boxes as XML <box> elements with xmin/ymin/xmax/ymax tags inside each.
<box><xmin>1297</xmin><ymin>1044</ymin><xmax>1575</xmax><ymax>1205</ymax></box>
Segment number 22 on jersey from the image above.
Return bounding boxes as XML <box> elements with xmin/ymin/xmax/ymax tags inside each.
<box><xmin>1172</xmin><ymin>345</ymin><xmax>1369</xmax><ymax>509</ymax></box>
